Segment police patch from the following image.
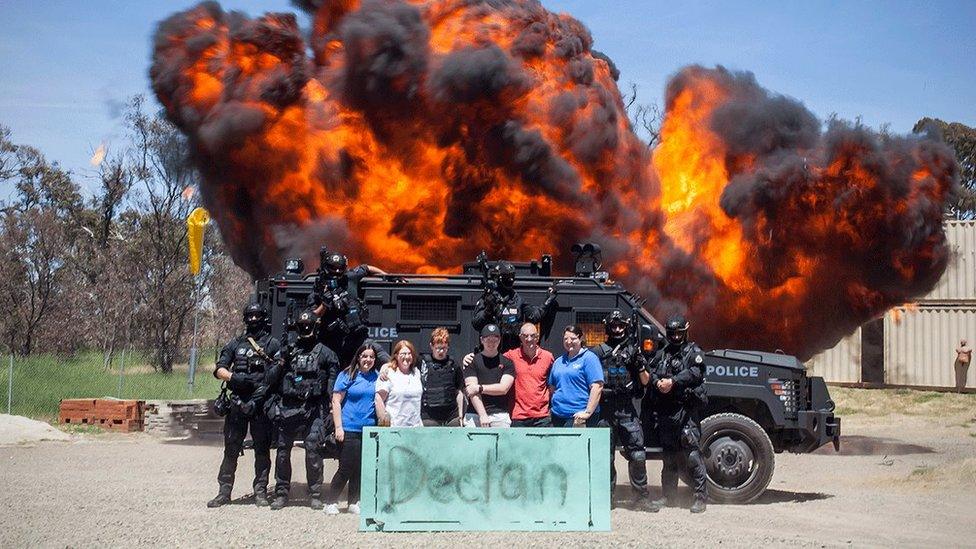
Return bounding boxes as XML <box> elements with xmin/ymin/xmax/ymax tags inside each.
<box><xmin>694</xmin><ymin>355</ymin><xmax>703</xmax><ymax>364</ymax></box>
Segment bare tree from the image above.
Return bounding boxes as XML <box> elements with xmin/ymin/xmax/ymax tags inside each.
<box><xmin>914</xmin><ymin>118</ymin><xmax>976</xmax><ymax>220</ymax></box>
<box><xmin>0</xmin><ymin>114</ymin><xmax>254</xmax><ymax>364</ymax></box>
<box><xmin>204</xmin><ymin>235</ymin><xmax>254</xmax><ymax>351</ymax></box>
<box><xmin>125</xmin><ymin>97</ymin><xmax>200</xmax><ymax>372</ymax></box>
<box><xmin>0</xmin><ymin>138</ymin><xmax>81</xmax><ymax>355</ymax></box>
<box><xmin>623</xmin><ymin>82</ymin><xmax>663</xmax><ymax>149</ymax></box>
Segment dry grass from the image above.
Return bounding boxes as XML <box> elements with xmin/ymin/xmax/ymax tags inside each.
<box><xmin>900</xmin><ymin>457</ymin><xmax>976</xmax><ymax>488</ymax></box>
<box><xmin>830</xmin><ymin>386</ymin><xmax>976</xmax><ymax>418</ymax></box>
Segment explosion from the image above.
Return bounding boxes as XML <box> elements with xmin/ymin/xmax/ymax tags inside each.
<box><xmin>150</xmin><ymin>0</ymin><xmax>958</xmax><ymax>359</ymax></box>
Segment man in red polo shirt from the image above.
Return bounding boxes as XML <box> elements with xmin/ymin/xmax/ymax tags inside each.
<box><xmin>464</xmin><ymin>322</ymin><xmax>554</xmax><ymax>426</ymax></box>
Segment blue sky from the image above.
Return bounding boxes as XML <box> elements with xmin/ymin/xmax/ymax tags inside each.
<box><xmin>1</xmin><ymin>0</ymin><xmax>973</xmax><ymax>195</ymax></box>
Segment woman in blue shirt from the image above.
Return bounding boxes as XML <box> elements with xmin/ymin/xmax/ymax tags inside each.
<box><xmin>548</xmin><ymin>325</ymin><xmax>605</xmax><ymax>427</ymax></box>
<box><xmin>326</xmin><ymin>343</ymin><xmax>379</xmax><ymax>515</ymax></box>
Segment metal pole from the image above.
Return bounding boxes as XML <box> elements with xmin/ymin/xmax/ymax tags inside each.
<box><xmin>117</xmin><ymin>347</ymin><xmax>127</xmax><ymax>399</ymax></box>
<box><xmin>7</xmin><ymin>354</ymin><xmax>12</xmax><ymax>414</ymax></box>
<box><xmin>188</xmin><ymin>274</ymin><xmax>201</xmax><ymax>394</ymax></box>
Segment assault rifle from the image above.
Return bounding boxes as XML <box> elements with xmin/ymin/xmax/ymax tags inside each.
<box><xmin>476</xmin><ymin>251</ymin><xmax>503</xmax><ymax>318</ymax></box>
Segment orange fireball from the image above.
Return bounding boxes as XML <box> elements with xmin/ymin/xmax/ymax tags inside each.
<box><xmin>151</xmin><ymin>1</ymin><xmax>958</xmax><ymax>359</ymax></box>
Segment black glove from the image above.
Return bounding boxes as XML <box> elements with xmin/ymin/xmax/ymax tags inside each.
<box><xmin>628</xmin><ymin>354</ymin><xmax>648</xmax><ymax>374</ymax></box>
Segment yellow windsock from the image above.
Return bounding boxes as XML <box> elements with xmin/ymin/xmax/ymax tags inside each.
<box><xmin>187</xmin><ymin>207</ymin><xmax>210</xmax><ymax>275</ymax></box>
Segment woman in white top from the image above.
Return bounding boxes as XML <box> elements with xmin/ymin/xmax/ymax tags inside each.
<box><xmin>375</xmin><ymin>340</ymin><xmax>423</xmax><ymax>427</ymax></box>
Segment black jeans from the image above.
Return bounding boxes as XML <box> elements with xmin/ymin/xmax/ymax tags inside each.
<box><xmin>217</xmin><ymin>411</ymin><xmax>272</xmax><ymax>496</ymax></box>
<box><xmin>327</xmin><ymin>432</ymin><xmax>363</xmax><ymax>504</ymax></box>
<box><xmin>421</xmin><ymin>405</ymin><xmax>460</xmax><ymax>426</ymax></box>
<box><xmin>512</xmin><ymin>416</ymin><xmax>552</xmax><ymax>427</ymax></box>
<box><xmin>273</xmin><ymin>416</ymin><xmax>324</xmax><ymax>499</ymax></box>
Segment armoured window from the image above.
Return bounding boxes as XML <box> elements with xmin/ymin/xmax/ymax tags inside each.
<box><xmin>575</xmin><ymin>311</ymin><xmax>609</xmax><ymax>348</ymax></box>
<box><xmin>399</xmin><ymin>295</ymin><xmax>458</xmax><ymax>323</ymax></box>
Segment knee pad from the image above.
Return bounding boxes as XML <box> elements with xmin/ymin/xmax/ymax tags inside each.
<box><xmin>680</xmin><ymin>425</ymin><xmax>701</xmax><ymax>449</ymax></box>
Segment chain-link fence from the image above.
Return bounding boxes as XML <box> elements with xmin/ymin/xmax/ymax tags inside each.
<box><xmin>0</xmin><ymin>349</ymin><xmax>223</xmax><ymax>420</ymax></box>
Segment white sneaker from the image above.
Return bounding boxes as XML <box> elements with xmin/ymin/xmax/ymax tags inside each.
<box><xmin>324</xmin><ymin>503</ymin><xmax>340</xmax><ymax>515</ymax></box>
<box><xmin>348</xmin><ymin>502</ymin><xmax>360</xmax><ymax>515</ymax></box>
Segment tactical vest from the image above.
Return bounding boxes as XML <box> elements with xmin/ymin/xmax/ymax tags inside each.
<box><xmin>419</xmin><ymin>354</ymin><xmax>459</xmax><ymax>410</ymax></box>
<box><xmin>231</xmin><ymin>335</ymin><xmax>271</xmax><ymax>375</ymax></box>
<box><xmin>497</xmin><ymin>294</ymin><xmax>523</xmax><ymax>334</ymax></box>
<box><xmin>656</xmin><ymin>342</ymin><xmax>706</xmax><ymax>406</ymax></box>
<box><xmin>597</xmin><ymin>341</ymin><xmax>636</xmax><ymax>396</ymax></box>
<box><xmin>281</xmin><ymin>344</ymin><xmax>325</xmax><ymax>404</ymax></box>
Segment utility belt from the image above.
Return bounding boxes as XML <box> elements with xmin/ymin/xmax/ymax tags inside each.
<box><xmin>654</xmin><ymin>384</ymin><xmax>707</xmax><ymax>409</ymax></box>
<box><xmin>214</xmin><ymin>385</ymin><xmax>261</xmax><ymax>418</ymax></box>
<box><xmin>281</xmin><ymin>374</ymin><xmax>323</xmax><ymax>401</ymax></box>
<box><xmin>266</xmin><ymin>395</ymin><xmax>320</xmax><ymax>424</ymax></box>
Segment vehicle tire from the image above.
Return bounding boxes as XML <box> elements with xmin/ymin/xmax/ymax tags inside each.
<box><xmin>677</xmin><ymin>413</ymin><xmax>775</xmax><ymax>504</ymax></box>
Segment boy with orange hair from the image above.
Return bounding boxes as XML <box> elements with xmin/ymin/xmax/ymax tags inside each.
<box><xmin>419</xmin><ymin>328</ymin><xmax>465</xmax><ymax>426</ymax></box>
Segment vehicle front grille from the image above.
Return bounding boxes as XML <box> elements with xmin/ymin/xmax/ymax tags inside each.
<box><xmin>769</xmin><ymin>378</ymin><xmax>800</xmax><ymax>419</ymax></box>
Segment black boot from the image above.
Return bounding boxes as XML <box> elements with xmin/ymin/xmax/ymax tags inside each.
<box><xmin>634</xmin><ymin>490</ymin><xmax>660</xmax><ymax>513</ymax></box>
<box><xmin>254</xmin><ymin>490</ymin><xmax>271</xmax><ymax>507</ymax></box>
<box><xmin>309</xmin><ymin>498</ymin><xmax>324</xmax><ymax>511</ymax></box>
<box><xmin>651</xmin><ymin>495</ymin><xmax>671</xmax><ymax>508</ymax></box>
<box><xmin>207</xmin><ymin>493</ymin><xmax>231</xmax><ymax>508</ymax></box>
<box><xmin>690</xmin><ymin>497</ymin><xmax>707</xmax><ymax>513</ymax></box>
<box><xmin>270</xmin><ymin>496</ymin><xmax>288</xmax><ymax>511</ymax></box>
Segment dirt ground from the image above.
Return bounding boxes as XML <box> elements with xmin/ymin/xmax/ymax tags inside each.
<box><xmin>1</xmin><ymin>388</ymin><xmax>975</xmax><ymax>548</ymax></box>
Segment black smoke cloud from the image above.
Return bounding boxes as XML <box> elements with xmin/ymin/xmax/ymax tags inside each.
<box><xmin>150</xmin><ymin>4</ymin><xmax>958</xmax><ymax>361</ymax></box>
<box><xmin>651</xmin><ymin>66</ymin><xmax>959</xmax><ymax>356</ymax></box>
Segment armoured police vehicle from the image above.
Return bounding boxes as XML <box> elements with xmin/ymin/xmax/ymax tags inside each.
<box><xmin>257</xmin><ymin>244</ymin><xmax>841</xmax><ymax>504</ymax></box>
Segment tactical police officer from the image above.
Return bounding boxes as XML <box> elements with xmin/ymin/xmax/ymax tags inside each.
<box><xmin>263</xmin><ymin>311</ymin><xmax>340</xmax><ymax>510</ymax></box>
<box><xmin>648</xmin><ymin>314</ymin><xmax>708</xmax><ymax>513</ymax></box>
<box><xmin>308</xmin><ymin>249</ymin><xmax>387</xmax><ymax>365</ymax></box>
<box><xmin>591</xmin><ymin>310</ymin><xmax>656</xmax><ymax>511</ymax></box>
<box><xmin>472</xmin><ymin>261</ymin><xmax>556</xmax><ymax>352</ymax></box>
<box><xmin>208</xmin><ymin>303</ymin><xmax>281</xmax><ymax>508</ymax></box>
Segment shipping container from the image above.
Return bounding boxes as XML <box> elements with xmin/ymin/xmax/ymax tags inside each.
<box><xmin>804</xmin><ymin>328</ymin><xmax>861</xmax><ymax>383</ymax></box>
<box><xmin>918</xmin><ymin>221</ymin><xmax>976</xmax><ymax>303</ymax></box>
<box><xmin>884</xmin><ymin>306</ymin><xmax>976</xmax><ymax>388</ymax></box>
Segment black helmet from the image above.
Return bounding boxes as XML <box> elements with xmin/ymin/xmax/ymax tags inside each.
<box><xmin>295</xmin><ymin>310</ymin><xmax>318</xmax><ymax>340</ymax></box>
<box><xmin>243</xmin><ymin>303</ymin><xmax>268</xmax><ymax>333</ymax></box>
<box><xmin>603</xmin><ymin>309</ymin><xmax>631</xmax><ymax>339</ymax></box>
<box><xmin>665</xmin><ymin>314</ymin><xmax>689</xmax><ymax>347</ymax></box>
<box><xmin>319</xmin><ymin>249</ymin><xmax>347</xmax><ymax>277</ymax></box>
<box><xmin>494</xmin><ymin>261</ymin><xmax>516</xmax><ymax>290</ymax></box>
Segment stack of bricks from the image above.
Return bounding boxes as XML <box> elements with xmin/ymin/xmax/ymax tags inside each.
<box><xmin>58</xmin><ymin>399</ymin><xmax>144</xmax><ymax>431</ymax></box>
<box><xmin>143</xmin><ymin>400</ymin><xmax>218</xmax><ymax>438</ymax></box>
<box><xmin>58</xmin><ymin>399</ymin><xmax>99</xmax><ymax>427</ymax></box>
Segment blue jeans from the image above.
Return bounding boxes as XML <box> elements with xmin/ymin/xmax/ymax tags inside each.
<box><xmin>551</xmin><ymin>414</ymin><xmax>600</xmax><ymax>428</ymax></box>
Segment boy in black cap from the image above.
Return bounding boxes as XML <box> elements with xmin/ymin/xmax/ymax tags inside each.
<box><xmin>463</xmin><ymin>324</ymin><xmax>516</xmax><ymax>427</ymax></box>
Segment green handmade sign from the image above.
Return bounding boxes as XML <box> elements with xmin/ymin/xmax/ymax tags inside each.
<box><xmin>359</xmin><ymin>427</ymin><xmax>610</xmax><ymax>532</ymax></box>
